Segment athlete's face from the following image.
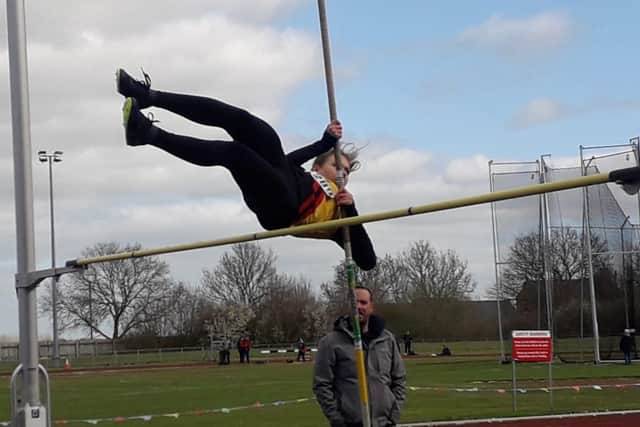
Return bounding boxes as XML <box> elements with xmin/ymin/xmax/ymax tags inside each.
<box><xmin>313</xmin><ymin>154</ymin><xmax>351</xmax><ymax>184</ymax></box>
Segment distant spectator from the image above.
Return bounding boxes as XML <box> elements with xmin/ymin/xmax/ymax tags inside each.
<box><xmin>438</xmin><ymin>345</ymin><xmax>452</xmax><ymax>357</ymax></box>
<box><xmin>217</xmin><ymin>340</ymin><xmax>225</xmax><ymax>365</ymax></box>
<box><xmin>296</xmin><ymin>337</ymin><xmax>307</xmax><ymax>362</ymax></box>
<box><xmin>620</xmin><ymin>330</ymin><xmax>634</xmax><ymax>365</ymax></box>
<box><xmin>402</xmin><ymin>330</ymin><xmax>413</xmax><ymax>355</ymax></box>
<box><xmin>221</xmin><ymin>338</ymin><xmax>231</xmax><ymax>365</ymax></box>
<box><xmin>238</xmin><ymin>335</ymin><xmax>251</xmax><ymax>363</ymax></box>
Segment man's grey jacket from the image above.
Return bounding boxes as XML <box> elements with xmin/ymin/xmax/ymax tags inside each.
<box><xmin>313</xmin><ymin>314</ymin><xmax>406</xmax><ymax>427</ymax></box>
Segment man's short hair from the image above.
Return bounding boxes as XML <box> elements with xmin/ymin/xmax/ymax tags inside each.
<box><xmin>355</xmin><ymin>285</ymin><xmax>373</xmax><ymax>302</ymax></box>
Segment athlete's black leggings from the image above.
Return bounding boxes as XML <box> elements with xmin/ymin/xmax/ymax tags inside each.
<box><xmin>147</xmin><ymin>91</ymin><xmax>299</xmax><ymax>229</ymax></box>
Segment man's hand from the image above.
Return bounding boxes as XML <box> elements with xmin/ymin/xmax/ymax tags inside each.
<box><xmin>335</xmin><ymin>189</ymin><xmax>353</xmax><ymax>206</ymax></box>
<box><xmin>326</xmin><ymin>120</ymin><xmax>343</xmax><ymax>139</ymax></box>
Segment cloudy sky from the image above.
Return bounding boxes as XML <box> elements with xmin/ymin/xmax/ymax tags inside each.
<box><xmin>1</xmin><ymin>0</ymin><xmax>639</xmax><ymax>339</ymax></box>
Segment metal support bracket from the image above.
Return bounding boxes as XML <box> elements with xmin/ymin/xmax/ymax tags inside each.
<box><xmin>15</xmin><ymin>266</ymin><xmax>84</xmax><ymax>290</ymax></box>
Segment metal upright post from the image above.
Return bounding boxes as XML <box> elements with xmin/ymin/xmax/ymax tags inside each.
<box><xmin>512</xmin><ymin>360</ymin><xmax>517</xmax><ymax>412</ymax></box>
<box><xmin>621</xmin><ymin>216</ymin><xmax>631</xmax><ymax>330</ymax></box>
<box><xmin>633</xmin><ymin>137</ymin><xmax>640</xmax><ymax>226</ymax></box>
<box><xmin>580</xmin><ymin>146</ymin><xmax>601</xmax><ymax>363</ymax></box>
<box><xmin>7</xmin><ymin>0</ymin><xmax>49</xmax><ymax>424</ymax></box>
<box><xmin>488</xmin><ymin>161</ymin><xmax>506</xmax><ymax>362</ymax></box>
<box><xmin>540</xmin><ymin>156</ymin><xmax>554</xmax><ymax>340</ymax></box>
<box><xmin>631</xmin><ymin>137</ymin><xmax>640</xmax><ymax>333</ymax></box>
<box><xmin>89</xmin><ymin>284</ymin><xmax>93</xmax><ymax>340</ymax></box>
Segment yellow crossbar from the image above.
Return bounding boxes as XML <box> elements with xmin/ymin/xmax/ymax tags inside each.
<box><xmin>66</xmin><ymin>169</ymin><xmax>630</xmax><ymax>267</ymax></box>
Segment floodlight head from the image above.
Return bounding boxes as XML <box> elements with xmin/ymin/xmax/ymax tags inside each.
<box><xmin>37</xmin><ymin>150</ymin><xmax>47</xmax><ymax>162</ymax></box>
<box><xmin>53</xmin><ymin>151</ymin><xmax>63</xmax><ymax>162</ymax></box>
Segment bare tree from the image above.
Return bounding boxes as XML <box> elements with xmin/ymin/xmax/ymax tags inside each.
<box><xmin>322</xmin><ymin>241</ymin><xmax>474</xmax><ymax>317</ymax></box>
<box><xmin>52</xmin><ymin>242</ymin><xmax>172</xmax><ymax>339</ymax></box>
<box><xmin>357</xmin><ymin>255</ymin><xmax>410</xmax><ymax>303</ymax></box>
<box><xmin>494</xmin><ymin>228</ymin><xmax>610</xmax><ymax>299</ymax></box>
<box><xmin>321</xmin><ymin>255</ymin><xmax>395</xmax><ymax>312</ymax></box>
<box><xmin>497</xmin><ymin>232</ymin><xmax>542</xmax><ymax>299</ymax></box>
<box><xmin>321</xmin><ymin>255</ymin><xmax>405</xmax><ymax>314</ymax></box>
<box><xmin>201</xmin><ymin>243</ymin><xmax>277</xmax><ymax>310</ymax></box>
<box><xmin>403</xmin><ymin>240</ymin><xmax>476</xmax><ymax>300</ymax></box>
<box><xmin>164</xmin><ymin>283</ymin><xmax>203</xmax><ymax>336</ymax></box>
<box><xmin>132</xmin><ymin>281</ymin><xmax>202</xmax><ymax>336</ymax></box>
<box><xmin>320</xmin><ymin>278</ymin><xmax>350</xmax><ymax>323</ymax></box>
<box><xmin>321</xmin><ymin>258</ymin><xmax>390</xmax><ymax>321</ymax></box>
<box><xmin>256</xmin><ymin>274</ymin><xmax>324</xmax><ymax>342</ymax></box>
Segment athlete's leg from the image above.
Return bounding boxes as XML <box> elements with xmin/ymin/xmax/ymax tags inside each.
<box><xmin>116</xmin><ymin>70</ymin><xmax>286</xmax><ymax>167</ymax></box>
<box><xmin>123</xmin><ymin>98</ymin><xmax>298</xmax><ymax>228</ymax></box>
<box><xmin>151</xmin><ymin>91</ymin><xmax>286</xmax><ymax>168</ymax></box>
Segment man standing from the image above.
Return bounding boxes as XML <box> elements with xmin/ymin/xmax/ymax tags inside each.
<box><xmin>297</xmin><ymin>337</ymin><xmax>307</xmax><ymax>362</ymax></box>
<box><xmin>238</xmin><ymin>335</ymin><xmax>251</xmax><ymax>363</ymax></box>
<box><xmin>313</xmin><ymin>286</ymin><xmax>406</xmax><ymax>427</ymax></box>
<box><xmin>222</xmin><ymin>337</ymin><xmax>231</xmax><ymax>365</ymax></box>
<box><xmin>620</xmin><ymin>330</ymin><xmax>634</xmax><ymax>365</ymax></box>
<box><xmin>402</xmin><ymin>331</ymin><xmax>412</xmax><ymax>356</ymax></box>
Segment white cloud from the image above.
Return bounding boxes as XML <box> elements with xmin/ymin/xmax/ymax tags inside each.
<box><xmin>0</xmin><ymin>1</ymin><xmax>305</xmax><ymax>46</ymax></box>
<box><xmin>509</xmin><ymin>97</ymin><xmax>640</xmax><ymax>129</ymax></box>
<box><xmin>445</xmin><ymin>155</ymin><xmax>491</xmax><ymax>183</ymax></box>
<box><xmin>457</xmin><ymin>11</ymin><xmax>574</xmax><ymax>60</ymax></box>
<box><xmin>510</xmin><ymin>98</ymin><xmax>566</xmax><ymax>129</ymax></box>
<box><xmin>363</xmin><ymin>149</ymin><xmax>432</xmax><ymax>180</ymax></box>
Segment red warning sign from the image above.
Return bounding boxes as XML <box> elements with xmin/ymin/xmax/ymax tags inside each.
<box><xmin>512</xmin><ymin>330</ymin><xmax>552</xmax><ymax>362</ymax></box>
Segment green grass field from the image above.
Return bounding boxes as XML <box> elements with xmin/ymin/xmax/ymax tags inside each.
<box><xmin>2</xmin><ymin>356</ymin><xmax>640</xmax><ymax>426</ymax></box>
<box><xmin>1</xmin><ymin>337</ymin><xmax>619</xmax><ymax>373</ymax></box>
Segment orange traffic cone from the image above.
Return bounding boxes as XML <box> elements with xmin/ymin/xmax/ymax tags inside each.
<box><xmin>64</xmin><ymin>358</ymin><xmax>71</xmax><ymax>370</ymax></box>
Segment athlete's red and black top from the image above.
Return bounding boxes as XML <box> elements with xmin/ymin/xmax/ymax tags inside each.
<box><xmin>285</xmin><ymin>132</ymin><xmax>376</xmax><ymax>270</ymax></box>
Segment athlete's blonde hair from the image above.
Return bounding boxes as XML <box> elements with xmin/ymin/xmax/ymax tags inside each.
<box><xmin>312</xmin><ymin>142</ymin><xmax>361</xmax><ymax>173</ymax></box>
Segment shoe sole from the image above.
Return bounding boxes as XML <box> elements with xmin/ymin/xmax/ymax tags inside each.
<box><xmin>115</xmin><ymin>68</ymin><xmax>125</xmax><ymax>95</ymax></box>
<box><xmin>122</xmin><ymin>97</ymin><xmax>133</xmax><ymax>129</ymax></box>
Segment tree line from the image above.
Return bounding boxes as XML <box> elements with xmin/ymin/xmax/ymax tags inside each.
<box><xmin>41</xmin><ymin>240</ymin><xmax>477</xmax><ymax>344</ymax></box>
<box><xmin>492</xmin><ymin>227</ymin><xmax>640</xmax><ymax>338</ymax></box>
<box><xmin>44</xmin><ymin>226</ymin><xmax>633</xmax><ymax>345</ymax></box>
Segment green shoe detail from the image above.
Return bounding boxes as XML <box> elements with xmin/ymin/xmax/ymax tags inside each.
<box><xmin>122</xmin><ymin>97</ymin><xmax>133</xmax><ymax>129</ymax></box>
<box><xmin>122</xmin><ymin>97</ymin><xmax>153</xmax><ymax>147</ymax></box>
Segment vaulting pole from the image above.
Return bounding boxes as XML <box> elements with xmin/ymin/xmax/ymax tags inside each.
<box><xmin>67</xmin><ymin>169</ymin><xmax>639</xmax><ymax>261</ymax></box>
<box><xmin>317</xmin><ymin>2</ymin><xmax>371</xmax><ymax>426</ymax></box>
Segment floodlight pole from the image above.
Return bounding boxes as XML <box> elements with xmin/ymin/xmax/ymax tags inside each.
<box><xmin>38</xmin><ymin>150</ymin><xmax>63</xmax><ymax>367</ymax></box>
